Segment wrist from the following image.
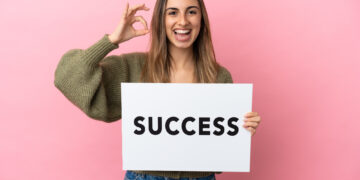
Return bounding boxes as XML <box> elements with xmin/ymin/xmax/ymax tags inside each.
<box><xmin>108</xmin><ymin>34</ymin><xmax>119</xmax><ymax>45</ymax></box>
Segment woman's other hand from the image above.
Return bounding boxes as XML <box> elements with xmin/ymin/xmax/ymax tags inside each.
<box><xmin>108</xmin><ymin>3</ymin><xmax>150</xmax><ymax>45</ymax></box>
<box><xmin>243</xmin><ymin>112</ymin><xmax>261</xmax><ymax>136</ymax></box>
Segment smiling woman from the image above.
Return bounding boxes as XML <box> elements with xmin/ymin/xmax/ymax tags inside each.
<box><xmin>54</xmin><ymin>0</ymin><xmax>261</xmax><ymax>179</ymax></box>
<box><xmin>165</xmin><ymin>1</ymin><xmax>201</xmax><ymax>48</ymax></box>
<box><xmin>141</xmin><ymin>0</ymin><xmax>219</xmax><ymax>84</ymax></box>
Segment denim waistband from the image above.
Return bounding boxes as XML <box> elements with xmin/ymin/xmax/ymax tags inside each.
<box><xmin>124</xmin><ymin>170</ymin><xmax>216</xmax><ymax>180</ymax></box>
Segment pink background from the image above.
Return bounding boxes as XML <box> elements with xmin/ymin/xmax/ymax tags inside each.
<box><xmin>1</xmin><ymin>0</ymin><xmax>359</xmax><ymax>179</ymax></box>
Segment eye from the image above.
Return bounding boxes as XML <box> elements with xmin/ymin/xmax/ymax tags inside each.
<box><xmin>168</xmin><ymin>11</ymin><xmax>177</xmax><ymax>15</ymax></box>
<box><xmin>189</xmin><ymin>10</ymin><xmax>197</xmax><ymax>15</ymax></box>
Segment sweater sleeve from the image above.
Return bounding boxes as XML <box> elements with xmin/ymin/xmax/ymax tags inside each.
<box><xmin>54</xmin><ymin>34</ymin><xmax>128</xmax><ymax>122</ymax></box>
<box><xmin>218</xmin><ymin>66</ymin><xmax>233</xmax><ymax>83</ymax></box>
<box><xmin>224</xmin><ymin>68</ymin><xmax>233</xmax><ymax>83</ymax></box>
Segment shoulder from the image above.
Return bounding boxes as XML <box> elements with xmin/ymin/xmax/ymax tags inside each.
<box><xmin>122</xmin><ymin>52</ymin><xmax>147</xmax><ymax>71</ymax></box>
<box><xmin>101</xmin><ymin>52</ymin><xmax>147</xmax><ymax>69</ymax></box>
<box><xmin>122</xmin><ymin>52</ymin><xmax>147</xmax><ymax>63</ymax></box>
<box><xmin>99</xmin><ymin>52</ymin><xmax>147</xmax><ymax>82</ymax></box>
<box><xmin>216</xmin><ymin>65</ymin><xmax>233</xmax><ymax>83</ymax></box>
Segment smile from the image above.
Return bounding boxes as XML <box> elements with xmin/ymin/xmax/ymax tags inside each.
<box><xmin>174</xmin><ymin>29</ymin><xmax>192</xmax><ymax>35</ymax></box>
<box><xmin>173</xmin><ymin>29</ymin><xmax>192</xmax><ymax>42</ymax></box>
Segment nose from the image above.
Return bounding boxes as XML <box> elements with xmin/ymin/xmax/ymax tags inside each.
<box><xmin>178</xmin><ymin>13</ymin><xmax>189</xmax><ymax>26</ymax></box>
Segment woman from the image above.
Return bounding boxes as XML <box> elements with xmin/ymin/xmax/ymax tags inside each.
<box><xmin>54</xmin><ymin>0</ymin><xmax>261</xmax><ymax>179</ymax></box>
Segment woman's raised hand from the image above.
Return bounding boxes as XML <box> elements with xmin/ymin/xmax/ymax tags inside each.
<box><xmin>108</xmin><ymin>3</ymin><xmax>150</xmax><ymax>45</ymax></box>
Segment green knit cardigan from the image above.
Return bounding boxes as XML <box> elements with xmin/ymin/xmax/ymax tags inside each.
<box><xmin>54</xmin><ymin>34</ymin><xmax>233</xmax><ymax>179</ymax></box>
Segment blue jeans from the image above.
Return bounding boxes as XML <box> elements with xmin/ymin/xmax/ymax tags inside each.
<box><xmin>124</xmin><ymin>171</ymin><xmax>216</xmax><ymax>180</ymax></box>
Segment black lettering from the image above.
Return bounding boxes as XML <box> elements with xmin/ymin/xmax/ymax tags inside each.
<box><xmin>182</xmin><ymin>117</ymin><xmax>196</xmax><ymax>135</ymax></box>
<box><xmin>227</xmin><ymin>117</ymin><xmax>239</xmax><ymax>136</ymax></box>
<box><xmin>165</xmin><ymin>117</ymin><xmax>179</xmax><ymax>135</ymax></box>
<box><xmin>213</xmin><ymin>117</ymin><xmax>225</xmax><ymax>136</ymax></box>
<box><xmin>134</xmin><ymin>116</ymin><xmax>145</xmax><ymax>135</ymax></box>
<box><xmin>149</xmin><ymin>117</ymin><xmax>162</xmax><ymax>135</ymax></box>
<box><xmin>199</xmin><ymin>117</ymin><xmax>211</xmax><ymax>135</ymax></box>
<box><xmin>135</xmin><ymin>116</ymin><xmax>240</xmax><ymax>136</ymax></box>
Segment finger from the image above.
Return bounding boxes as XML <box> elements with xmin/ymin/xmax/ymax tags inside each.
<box><xmin>244</xmin><ymin>116</ymin><xmax>261</xmax><ymax>123</ymax></box>
<box><xmin>244</xmin><ymin>112</ymin><xmax>258</xmax><ymax>118</ymax></box>
<box><xmin>246</xmin><ymin>127</ymin><xmax>256</xmax><ymax>136</ymax></box>
<box><xmin>243</xmin><ymin>122</ymin><xmax>258</xmax><ymax>128</ymax></box>
<box><xmin>131</xmin><ymin>16</ymin><xmax>148</xmax><ymax>29</ymax></box>
<box><xmin>127</xmin><ymin>3</ymin><xmax>150</xmax><ymax>17</ymax></box>
<box><xmin>123</xmin><ymin>2</ymin><xmax>129</xmax><ymax>18</ymax></box>
<box><xmin>131</xmin><ymin>16</ymin><xmax>149</xmax><ymax>36</ymax></box>
<box><xmin>135</xmin><ymin>29</ymin><xmax>149</xmax><ymax>36</ymax></box>
<box><xmin>129</xmin><ymin>5</ymin><xmax>150</xmax><ymax>17</ymax></box>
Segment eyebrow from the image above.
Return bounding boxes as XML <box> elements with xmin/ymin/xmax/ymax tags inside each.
<box><xmin>165</xmin><ymin>6</ymin><xmax>200</xmax><ymax>11</ymax></box>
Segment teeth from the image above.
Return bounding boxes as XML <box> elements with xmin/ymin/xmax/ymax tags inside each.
<box><xmin>174</xmin><ymin>29</ymin><xmax>191</xmax><ymax>34</ymax></box>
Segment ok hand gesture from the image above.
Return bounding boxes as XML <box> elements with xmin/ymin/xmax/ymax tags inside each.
<box><xmin>108</xmin><ymin>3</ymin><xmax>150</xmax><ymax>44</ymax></box>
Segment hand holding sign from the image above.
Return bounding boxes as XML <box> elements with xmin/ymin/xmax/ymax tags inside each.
<box><xmin>243</xmin><ymin>112</ymin><xmax>261</xmax><ymax>136</ymax></box>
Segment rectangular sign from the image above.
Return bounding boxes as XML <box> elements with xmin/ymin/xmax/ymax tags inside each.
<box><xmin>121</xmin><ymin>83</ymin><xmax>253</xmax><ymax>172</ymax></box>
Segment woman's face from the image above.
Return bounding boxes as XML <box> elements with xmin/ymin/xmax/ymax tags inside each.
<box><xmin>165</xmin><ymin>0</ymin><xmax>202</xmax><ymax>50</ymax></box>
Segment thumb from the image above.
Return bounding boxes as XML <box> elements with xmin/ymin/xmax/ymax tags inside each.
<box><xmin>135</xmin><ymin>29</ymin><xmax>149</xmax><ymax>37</ymax></box>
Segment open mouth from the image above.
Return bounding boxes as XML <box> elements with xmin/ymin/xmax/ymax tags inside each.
<box><xmin>173</xmin><ymin>29</ymin><xmax>192</xmax><ymax>42</ymax></box>
<box><xmin>174</xmin><ymin>29</ymin><xmax>192</xmax><ymax>35</ymax></box>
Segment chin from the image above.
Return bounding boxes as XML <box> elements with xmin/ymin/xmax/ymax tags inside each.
<box><xmin>172</xmin><ymin>42</ymin><xmax>193</xmax><ymax>49</ymax></box>
<box><xmin>168</xmin><ymin>37</ymin><xmax>197</xmax><ymax>49</ymax></box>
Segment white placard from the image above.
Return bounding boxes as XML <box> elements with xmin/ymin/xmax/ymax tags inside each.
<box><xmin>121</xmin><ymin>83</ymin><xmax>253</xmax><ymax>172</ymax></box>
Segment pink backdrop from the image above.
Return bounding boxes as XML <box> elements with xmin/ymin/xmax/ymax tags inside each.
<box><xmin>1</xmin><ymin>0</ymin><xmax>359</xmax><ymax>179</ymax></box>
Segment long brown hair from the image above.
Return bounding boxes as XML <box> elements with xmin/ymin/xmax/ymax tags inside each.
<box><xmin>140</xmin><ymin>0</ymin><xmax>220</xmax><ymax>83</ymax></box>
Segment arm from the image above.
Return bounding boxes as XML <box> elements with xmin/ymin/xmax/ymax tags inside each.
<box><xmin>54</xmin><ymin>3</ymin><xmax>150</xmax><ymax>122</ymax></box>
<box><xmin>54</xmin><ymin>34</ymin><xmax>129</xmax><ymax>122</ymax></box>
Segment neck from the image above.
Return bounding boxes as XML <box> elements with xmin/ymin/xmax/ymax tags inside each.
<box><xmin>168</xmin><ymin>45</ymin><xmax>195</xmax><ymax>71</ymax></box>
